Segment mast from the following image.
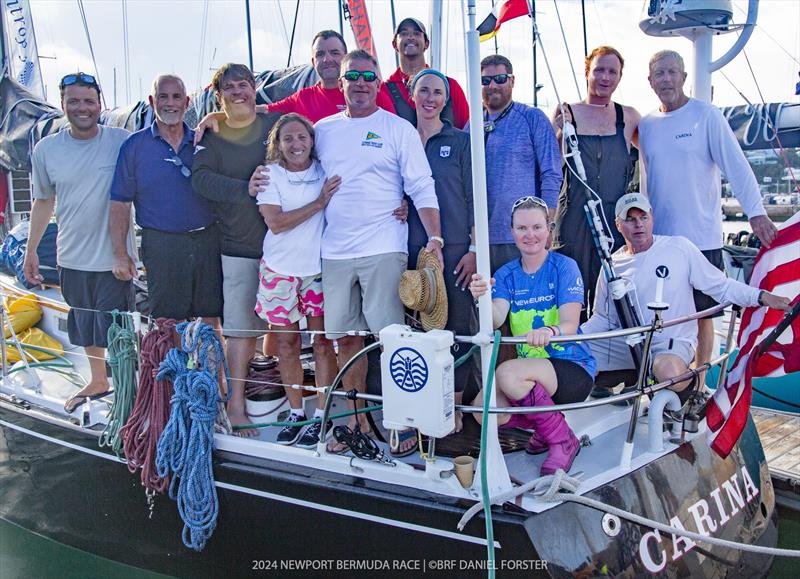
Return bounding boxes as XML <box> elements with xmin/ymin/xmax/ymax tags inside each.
<box><xmin>245</xmin><ymin>0</ymin><xmax>254</xmax><ymax>71</ymax></box>
<box><xmin>465</xmin><ymin>0</ymin><xmax>513</xmax><ymax>495</ymax></box>
<box><xmin>428</xmin><ymin>0</ymin><xmax>443</xmax><ymax>71</ymax></box>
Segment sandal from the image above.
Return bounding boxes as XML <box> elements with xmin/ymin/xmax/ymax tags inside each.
<box><xmin>64</xmin><ymin>389</ymin><xmax>114</xmax><ymax>414</ymax></box>
<box><xmin>389</xmin><ymin>428</ymin><xmax>418</xmax><ymax>458</ymax></box>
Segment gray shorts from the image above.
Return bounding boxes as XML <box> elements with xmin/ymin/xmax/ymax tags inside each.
<box><xmin>588</xmin><ymin>335</ymin><xmax>695</xmax><ymax>372</ymax></box>
<box><xmin>221</xmin><ymin>255</ymin><xmax>268</xmax><ymax>338</ymax></box>
<box><xmin>321</xmin><ymin>252</ymin><xmax>407</xmax><ymax>338</ymax></box>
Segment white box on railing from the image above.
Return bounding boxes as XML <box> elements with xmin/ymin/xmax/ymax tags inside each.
<box><xmin>379</xmin><ymin>324</ymin><xmax>454</xmax><ymax>438</ymax></box>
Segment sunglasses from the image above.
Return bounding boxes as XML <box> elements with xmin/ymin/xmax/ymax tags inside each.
<box><xmin>60</xmin><ymin>72</ymin><xmax>98</xmax><ymax>88</ymax></box>
<box><xmin>481</xmin><ymin>74</ymin><xmax>512</xmax><ymax>86</ymax></box>
<box><xmin>342</xmin><ymin>70</ymin><xmax>378</xmax><ymax>83</ymax></box>
<box><xmin>164</xmin><ymin>155</ymin><xmax>191</xmax><ymax>178</ymax></box>
<box><xmin>512</xmin><ymin>196</ymin><xmax>548</xmax><ymax>211</ymax></box>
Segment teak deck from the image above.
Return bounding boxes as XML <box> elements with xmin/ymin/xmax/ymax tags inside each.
<box><xmin>752</xmin><ymin>408</ymin><xmax>800</xmax><ymax>482</ymax></box>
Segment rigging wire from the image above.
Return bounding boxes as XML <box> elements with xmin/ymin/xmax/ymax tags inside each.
<box><xmin>551</xmin><ymin>0</ymin><xmax>582</xmax><ymax>101</ymax></box>
<box><xmin>731</xmin><ymin>2</ymin><xmax>800</xmax><ymax>66</ymax></box>
<box><xmin>122</xmin><ymin>0</ymin><xmax>130</xmax><ymax>103</ymax></box>
<box><xmin>75</xmin><ymin>0</ymin><xmax>107</xmax><ymax>109</ymax></box>
<box><xmin>195</xmin><ymin>0</ymin><xmax>210</xmax><ymax>93</ymax></box>
<box><xmin>287</xmin><ymin>0</ymin><xmax>301</xmax><ymax>68</ymax></box>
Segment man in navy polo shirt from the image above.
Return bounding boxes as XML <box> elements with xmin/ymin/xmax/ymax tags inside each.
<box><xmin>109</xmin><ymin>74</ymin><xmax>222</xmax><ymax>325</ymax></box>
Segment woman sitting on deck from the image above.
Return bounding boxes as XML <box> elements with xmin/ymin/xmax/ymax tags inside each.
<box><xmin>468</xmin><ymin>196</ymin><xmax>596</xmax><ymax>475</ymax></box>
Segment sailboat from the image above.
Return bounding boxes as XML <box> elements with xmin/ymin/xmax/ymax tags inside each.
<box><xmin>0</xmin><ymin>1</ymin><xmax>795</xmax><ymax>576</ymax></box>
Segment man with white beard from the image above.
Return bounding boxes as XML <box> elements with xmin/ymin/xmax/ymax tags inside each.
<box><xmin>109</xmin><ymin>74</ymin><xmax>222</xmax><ymax>327</ymax></box>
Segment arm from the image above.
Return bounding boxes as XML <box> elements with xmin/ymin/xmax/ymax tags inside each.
<box><xmin>417</xmin><ymin>207</ymin><xmax>444</xmax><ymax>267</ymax></box>
<box><xmin>109</xmin><ymin>201</ymin><xmax>137</xmax><ymax>280</ymax></box>
<box><xmin>532</xmin><ymin>108</ymin><xmax>563</xmax><ymax>208</ymax></box>
<box><xmin>468</xmin><ymin>273</ymin><xmax>510</xmax><ymax>329</ymax></box>
<box><xmin>708</xmin><ymin>107</ymin><xmax>776</xmax><ymax>247</ymax></box>
<box><xmin>526</xmin><ymin>301</ymin><xmax>581</xmax><ymax>348</ymax></box>
<box><xmin>191</xmin><ymin>141</ymin><xmax>253</xmax><ymax>204</ymax></box>
<box><xmin>683</xmin><ymin>238</ymin><xmax>761</xmax><ymax>307</ymax></box>
<box><xmin>22</xmin><ymin>197</ymin><xmax>55</xmax><ymax>285</ymax></box>
<box><xmin>259</xmin><ymin>176</ymin><xmax>340</xmax><ymax>233</ymax></box>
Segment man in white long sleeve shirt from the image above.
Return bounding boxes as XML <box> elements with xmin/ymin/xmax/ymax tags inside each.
<box><xmin>638</xmin><ymin>49</ymin><xmax>778</xmax><ymax>380</ymax></box>
<box><xmin>582</xmin><ymin>193</ymin><xmax>789</xmax><ymax>398</ymax></box>
<box><xmin>313</xmin><ymin>49</ymin><xmax>442</xmax><ymax>443</ymax></box>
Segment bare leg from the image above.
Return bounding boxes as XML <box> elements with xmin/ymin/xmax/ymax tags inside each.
<box><xmin>653</xmin><ymin>354</ymin><xmax>692</xmax><ymax>393</ymax></box>
<box><xmin>471</xmin><ymin>358</ymin><xmax>558</xmax><ymax>427</ymax></box>
<box><xmin>64</xmin><ymin>347</ymin><xmax>111</xmax><ymax>412</ymax></box>
<box><xmin>225</xmin><ymin>335</ymin><xmax>258</xmax><ymax>437</ymax></box>
<box><xmin>694</xmin><ymin>318</ymin><xmax>714</xmax><ymax>388</ymax></box>
<box><xmin>307</xmin><ymin>316</ymin><xmax>336</xmax><ymax>411</ymax></box>
<box><xmin>333</xmin><ymin>335</ymin><xmax>370</xmax><ymax>431</ymax></box>
<box><xmin>454</xmin><ymin>391</ymin><xmax>464</xmax><ymax>433</ymax></box>
<box><xmin>275</xmin><ymin>323</ymin><xmax>304</xmax><ymax>412</ymax></box>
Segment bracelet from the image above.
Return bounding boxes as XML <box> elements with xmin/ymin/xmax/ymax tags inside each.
<box><xmin>428</xmin><ymin>235</ymin><xmax>445</xmax><ymax>248</ymax></box>
<box><xmin>468</xmin><ymin>244</ymin><xmax>477</xmax><ymax>253</ymax></box>
<box><xmin>758</xmin><ymin>290</ymin><xmax>766</xmax><ymax>307</ymax></box>
<box><xmin>544</xmin><ymin>326</ymin><xmax>556</xmax><ymax>336</ymax></box>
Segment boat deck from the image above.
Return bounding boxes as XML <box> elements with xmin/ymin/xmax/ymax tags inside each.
<box><xmin>752</xmin><ymin>407</ymin><xmax>800</xmax><ymax>485</ymax></box>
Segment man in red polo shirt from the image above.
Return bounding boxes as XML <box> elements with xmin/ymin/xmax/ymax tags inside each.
<box><xmin>268</xmin><ymin>29</ymin><xmax>396</xmax><ymax>122</ymax></box>
<box><xmin>384</xmin><ymin>17</ymin><xmax>469</xmax><ymax>129</ymax></box>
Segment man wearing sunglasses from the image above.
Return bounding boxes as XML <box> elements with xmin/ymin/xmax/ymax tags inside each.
<box><xmin>192</xmin><ymin>63</ymin><xmax>282</xmax><ymax>436</ymax></box>
<box><xmin>384</xmin><ymin>17</ymin><xmax>470</xmax><ymax>129</ymax></box>
<box><xmin>24</xmin><ymin>72</ymin><xmax>135</xmax><ymax>413</ymax></box>
<box><xmin>109</xmin><ymin>75</ymin><xmax>221</xmax><ymax>328</ymax></box>
<box><xmin>478</xmin><ymin>55</ymin><xmax>562</xmax><ymax>272</ymax></box>
<box><xmin>313</xmin><ymin>49</ymin><xmax>442</xmax><ymax>446</ymax></box>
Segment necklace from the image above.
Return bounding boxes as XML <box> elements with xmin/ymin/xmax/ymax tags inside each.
<box><xmin>583</xmin><ymin>101</ymin><xmax>610</xmax><ymax>108</ymax></box>
<box><xmin>285</xmin><ymin>163</ymin><xmax>320</xmax><ymax>186</ymax></box>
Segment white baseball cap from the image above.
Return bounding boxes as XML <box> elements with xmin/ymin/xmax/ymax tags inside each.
<box><xmin>615</xmin><ymin>192</ymin><xmax>652</xmax><ymax>220</ymax></box>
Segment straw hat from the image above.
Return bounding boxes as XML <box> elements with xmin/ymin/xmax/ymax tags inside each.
<box><xmin>398</xmin><ymin>250</ymin><xmax>448</xmax><ymax>331</ymax></box>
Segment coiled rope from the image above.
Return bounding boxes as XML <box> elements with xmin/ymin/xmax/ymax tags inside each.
<box><xmin>155</xmin><ymin>320</ymin><xmax>229</xmax><ymax>551</ymax></box>
<box><xmin>98</xmin><ymin>311</ymin><xmax>138</xmax><ymax>457</ymax></box>
<box><xmin>121</xmin><ymin>319</ymin><xmax>178</xmax><ymax>493</ymax></box>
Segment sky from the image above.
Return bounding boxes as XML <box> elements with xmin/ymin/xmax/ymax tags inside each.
<box><xmin>22</xmin><ymin>0</ymin><xmax>800</xmax><ymax>114</ymax></box>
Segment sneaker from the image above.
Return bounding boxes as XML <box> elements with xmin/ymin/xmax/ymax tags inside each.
<box><xmin>276</xmin><ymin>413</ymin><xmax>306</xmax><ymax>445</ymax></box>
<box><xmin>296</xmin><ymin>419</ymin><xmax>333</xmax><ymax>449</ymax></box>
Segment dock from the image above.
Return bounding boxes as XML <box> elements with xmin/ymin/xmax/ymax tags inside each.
<box><xmin>753</xmin><ymin>407</ymin><xmax>800</xmax><ymax>509</ymax></box>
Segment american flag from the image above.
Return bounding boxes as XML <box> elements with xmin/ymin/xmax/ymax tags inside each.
<box><xmin>706</xmin><ymin>212</ymin><xmax>800</xmax><ymax>458</ymax></box>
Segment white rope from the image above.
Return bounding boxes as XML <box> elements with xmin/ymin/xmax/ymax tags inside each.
<box><xmin>551</xmin><ymin>0</ymin><xmax>582</xmax><ymax>101</ymax></box>
<box><xmin>458</xmin><ymin>470</ymin><xmax>800</xmax><ymax>558</ymax></box>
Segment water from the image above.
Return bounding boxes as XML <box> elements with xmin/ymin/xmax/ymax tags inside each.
<box><xmin>1</xmin><ymin>506</ymin><xmax>797</xmax><ymax>577</ymax></box>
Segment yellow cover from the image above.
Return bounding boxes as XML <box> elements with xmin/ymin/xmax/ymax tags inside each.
<box><xmin>5</xmin><ymin>327</ymin><xmax>64</xmax><ymax>363</ymax></box>
<box><xmin>2</xmin><ymin>293</ymin><xmax>43</xmax><ymax>339</ymax></box>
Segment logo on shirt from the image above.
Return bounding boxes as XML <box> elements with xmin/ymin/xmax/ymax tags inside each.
<box><xmin>655</xmin><ymin>265</ymin><xmax>670</xmax><ymax>278</ymax></box>
<box><xmin>568</xmin><ymin>276</ymin><xmax>584</xmax><ymax>294</ymax></box>
<box><xmin>439</xmin><ymin>145</ymin><xmax>451</xmax><ymax>158</ymax></box>
<box><xmin>675</xmin><ymin>132</ymin><xmax>692</xmax><ymax>140</ymax></box>
<box><xmin>362</xmin><ymin>131</ymin><xmax>383</xmax><ymax>148</ymax></box>
<box><xmin>193</xmin><ymin>145</ymin><xmax>206</xmax><ymax>155</ymax></box>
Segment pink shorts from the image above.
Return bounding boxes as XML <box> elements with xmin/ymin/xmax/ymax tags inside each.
<box><xmin>500</xmin><ymin>390</ymin><xmax>537</xmax><ymax>430</ymax></box>
<box><xmin>255</xmin><ymin>261</ymin><xmax>324</xmax><ymax>326</ymax></box>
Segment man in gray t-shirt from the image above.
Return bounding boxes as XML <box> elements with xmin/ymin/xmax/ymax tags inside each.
<box><xmin>24</xmin><ymin>73</ymin><xmax>134</xmax><ymax>414</ymax></box>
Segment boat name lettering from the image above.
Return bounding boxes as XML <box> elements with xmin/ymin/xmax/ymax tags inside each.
<box><xmin>637</xmin><ymin>466</ymin><xmax>760</xmax><ymax>573</ymax></box>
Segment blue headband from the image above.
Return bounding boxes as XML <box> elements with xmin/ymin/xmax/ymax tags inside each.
<box><xmin>410</xmin><ymin>69</ymin><xmax>450</xmax><ymax>103</ymax></box>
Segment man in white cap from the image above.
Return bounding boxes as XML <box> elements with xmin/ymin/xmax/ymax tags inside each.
<box><xmin>582</xmin><ymin>193</ymin><xmax>789</xmax><ymax>401</ymax></box>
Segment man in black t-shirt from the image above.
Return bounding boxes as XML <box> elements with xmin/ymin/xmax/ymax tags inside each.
<box><xmin>192</xmin><ymin>63</ymin><xmax>280</xmax><ymax>436</ymax></box>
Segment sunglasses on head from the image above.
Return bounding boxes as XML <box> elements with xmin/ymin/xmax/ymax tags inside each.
<box><xmin>512</xmin><ymin>196</ymin><xmax>548</xmax><ymax>211</ymax></box>
<box><xmin>60</xmin><ymin>72</ymin><xmax>98</xmax><ymax>88</ymax></box>
<box><xmin>481</xmin><ymin>73</ymin><xmax>512</xmax><ymax>86</ymax></box>
<box><xmin>342</xmin><ymin>70</ymin><xmax>378</xmax><ymax>83</ymax></box>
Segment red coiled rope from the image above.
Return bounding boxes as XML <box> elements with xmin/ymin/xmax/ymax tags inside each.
<box><xmin>121</xmin><ymin>318</ymin><xmax>178</xmax><ymax>493</ymax></box>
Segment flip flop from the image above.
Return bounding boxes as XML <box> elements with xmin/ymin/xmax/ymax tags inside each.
<box><xmin>389</xmin><ymin>428</ymin><xmax>418</xmax><ymax>458</ymax></box>
<box><xmin>64</xmin><ymin>390</ymin><xmax>113</xmax><ymax>414</ymax></box>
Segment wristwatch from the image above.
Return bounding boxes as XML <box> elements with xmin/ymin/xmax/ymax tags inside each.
<box><xmin>757</xmin><ymin>290</ymin><xmax>767</xmax><ymax>306</ymax></box>
<box><xmin>468</xmin><ymin>244</ymin><xmax>477</xmax><ymax>253</ymax></box>
<box><xmin>428</xmin><ymin>235</ymin><xmax>445</xmax><ymax>248</ymax></box>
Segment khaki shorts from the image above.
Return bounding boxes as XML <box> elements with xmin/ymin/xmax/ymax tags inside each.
<box><xmin>589</xmin><ymin>335</ymin><xmax>695</xmax><ymax>372</ymax></box>
<box><xmin>221</xmin><ymin>255</ymin><xmax>268</xmax><ymax>338</ymax></box>
<box><xmin>321</xmin><ymin>252</ymin><xmax>407</xmax><ymax>338</ymax></box>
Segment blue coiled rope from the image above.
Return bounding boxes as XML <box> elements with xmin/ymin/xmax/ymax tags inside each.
<box><xmin>155</xmin><ymin>321</ymin><xmax>229</xmax><ymax>551</ymax></box>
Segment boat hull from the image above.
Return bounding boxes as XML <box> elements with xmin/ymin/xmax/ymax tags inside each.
<box><xmin>0</xmin><ymin>403</ymin><xmax>777</xmax><ymax>578</ymax></box>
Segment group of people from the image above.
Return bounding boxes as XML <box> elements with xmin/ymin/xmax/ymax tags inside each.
<box><xmin>22</xmin><ymin>17</ymin><xmax>791</xmax><ymax>472</ymax></box>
